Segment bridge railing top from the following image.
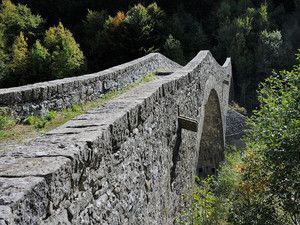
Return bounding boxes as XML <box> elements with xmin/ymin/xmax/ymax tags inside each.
<box><xmin>0</xmin><ymin>53</ymin><xmax>180</xmax><ymax>109</ymax></box>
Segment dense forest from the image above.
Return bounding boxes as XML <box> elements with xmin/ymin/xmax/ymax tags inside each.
<box><xmin>1</xmin><ymin>0</ymin><xmax>300</xmax><ymax>110</ymax></box>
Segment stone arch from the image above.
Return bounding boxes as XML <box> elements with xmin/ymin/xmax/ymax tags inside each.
<box><xmin>197</xmin><ymin>89</ymin><xmax>225</xmax><ymax>178</ymax></box>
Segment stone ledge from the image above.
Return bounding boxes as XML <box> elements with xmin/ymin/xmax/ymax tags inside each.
<box><xmin>0</xmin><ymin>51</ymin><xmax>232</xmax><ymax>224</ymax></box>
<box><xmin>0</xmin><ymin>53</ymin><xmax>181</xmax><ymax>118</ymax></box>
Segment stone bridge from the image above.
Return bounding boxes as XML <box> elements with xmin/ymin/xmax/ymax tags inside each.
<box><xmin>0</xmin><ymin>51</ymin><xmax>233</xmax><ymax>224</ymax></box>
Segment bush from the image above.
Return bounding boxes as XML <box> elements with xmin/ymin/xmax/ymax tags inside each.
<box><xmin>177</xmin><ymin>176</ymin><xmax>221</xmax><ymax>225</ymax></box>
<box><xmin>24</xmin><ymin>115</ymin><xmax>40</xmax><ymax>125</ymax></box>
<box><xmin>24</xmin><ymin>110</ymin><xmax>56</xmax><ymax>129</ymax></box>
<box><xmin>46</xmin><ymin>110</ymin><xmax>56</xmax><ymax>121</ymax></box>
<box><xmin>71</xmin><ymin>104</ymin><xmax>81</xmax><ymax>112</ymax></box>
<box><xmin>0</xmin><ymin>107</ymin><xmax>17</xmax><ymax>129</ymax></box>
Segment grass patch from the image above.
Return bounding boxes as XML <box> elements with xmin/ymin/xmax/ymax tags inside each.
<box><xmin>0</xmin><ymin>73</ymin><xmax>157</xmax><ymax>148</ymax></box>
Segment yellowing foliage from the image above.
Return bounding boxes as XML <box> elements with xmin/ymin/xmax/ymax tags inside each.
<box><xmin>11</xmin><ymin>31</ymin><xmax>28</xmax><ymax>74</ymax></box>
<box><xmin>44</xmin><ymin>22</ymin><xmax>86</xmax><ymax>79</ymax></box>
<box><xmin>105</xmin><ymin>11</ymin><xmax>125</xmax><ymax>30</ymax></box>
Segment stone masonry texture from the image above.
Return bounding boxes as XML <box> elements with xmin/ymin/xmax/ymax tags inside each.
<box><xmin>0</xmin><ymin>53</ymin><xmax>181</xmax><ymax>118</ymax></box>
<box><xmin>0</xmin><ymin>51</ymin><xmax>233</xmax><ymax>224</ymax></box>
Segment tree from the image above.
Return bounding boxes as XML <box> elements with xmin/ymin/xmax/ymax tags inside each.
<box><xmin>28</xmin><ymin>40</ymin><xmax>51</xmax><ymax>82</ymax></box>
<box><xmin>0</xmin><ymin>60</ymin><xmax>9</xmax><ymax>86</ymax></box>
<box><xmin>168</xmin><ymin>7</ymin><xmax>210</xmax><ymax>62</ymax></box>
<box><xmin>0</xmin><ymin>28</ymin><xmax>7</xmax><ymax>61</ymax></box>
<box><xmin>255</xmin><ymin>30</ymin><xmax>283</xmax><ymax>79</ymax></box>
<box><xmin>0</xmin><ymin>0</ymin><xmax>44</xmax><ymax>60</ymax></box>
<box><xmin>121</xmin><ymin>3</ymin><xmax>167</xmax><ymax>57</ymax></box>
<box><xmin>85</xmin><ymin>3</ymin><xmax>168</xmax><ymax>70</ymax></box>
<box><xmin>246</xmin><ymin>53</ymin><xmax>300</xmax><ymax>224</ymax></box>
<box><xmin>10</xmin><ymin>31</ymin><xmax>28</xmax><ymax>84</ymax></box>
<box><xmin>81</xmin><ymin>9</ymin><xmax>107</xmax><ymax>55</ymax></box>
<box><xmin>163</xmin><ymin>34</ymin><xmax>185</xmax><ymax>65</ymax></box>
<box><xmin>44</xmin><ymin>22</ymin><xmax>86</xmax><ymax>79</ymax></box>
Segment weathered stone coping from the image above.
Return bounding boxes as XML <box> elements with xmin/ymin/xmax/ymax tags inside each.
<box><xmin>0</xmin><ymin>53</ymin><xmax>181</xmax><ymax>117</ymax></box>
<box><xmin>0</xmin><ymin>51</ymin><xmax>231</xmax><ymax>224</ymax></box>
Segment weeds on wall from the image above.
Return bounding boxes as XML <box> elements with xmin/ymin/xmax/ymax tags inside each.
<box><xmin>0</xmin><ymin>73</ymin><xmax>157</xmax><ymax>146</ymax></box>
<box><xmin>24</xmin><ymin>110</ymin><xmax>57</xmax><ymax>129</ymax></box>
<box><xmin>0</xmin><ymin>107</ymin><xmax>18</xmax><ymax>130</ymax></box>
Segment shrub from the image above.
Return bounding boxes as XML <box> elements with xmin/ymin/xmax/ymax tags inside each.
<box><xmin>71</xmin><ymin>104</ymin><xmax>81</xmax><ymax>112</ymax></box>
<box><xmin>0</xmin><ymin>107</ymin><xmax>17</xmax><ymax>129</ymax></box>
<box><xmin>24</xmin><ymin>110</ymin><xmax>56</xmax><ymax>129</ymax></box>
<box><xmin>46</xmin><ymin>110</ymin><xmax>56</xmax><ymax>121</ymax></box>
<box><xmin>177</xmin><ymin>176</ymin><xmax>220</xmax><ymax>225</ymax></box>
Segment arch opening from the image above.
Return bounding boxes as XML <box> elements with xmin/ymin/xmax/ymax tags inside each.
<box><xmin>197</xmin><ymin>89</ymin><xmax>225</xmax><ymax>178</ymax></box>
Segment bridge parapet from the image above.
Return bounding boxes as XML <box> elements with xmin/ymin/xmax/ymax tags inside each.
<box><xmin>0</xmin><ymin>51</ymin><xmax>231</xmax><ymax>224</ymax></box>
<box><xmin>0</xmin><ymin>53</ymin><xmax>181</xmax><ymax>118</ymax></box>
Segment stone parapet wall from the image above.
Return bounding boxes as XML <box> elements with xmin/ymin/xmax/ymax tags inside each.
<box><xmin>0</xmin><ymin>51</ymin><xmax>232</xmax><ymax>224</ymax></box>
<box><xmin>0</xmin><ymin>53</ymin><xmax>180</xmax><ymax>118</ymax></box>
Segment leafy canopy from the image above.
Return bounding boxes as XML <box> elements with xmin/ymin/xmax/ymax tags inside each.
<box><xmin>44</xmin><ymin>22</ymin><xmax>86</xmax><ymax>79</ymax></box>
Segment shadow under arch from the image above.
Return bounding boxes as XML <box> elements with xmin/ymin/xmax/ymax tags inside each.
<box><xmin>197</xmin><ymin>89</ymin><xmax>225</xmax><ymax>178</ymax></box>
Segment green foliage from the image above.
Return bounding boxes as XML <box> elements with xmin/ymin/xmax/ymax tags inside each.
<box><xmin>124</xmin><ymin>3</ymin><xmax>166</xmax><ymax>52</ymax></box>
<box><xmin>0</xmin><ymin>27</ymin><xmax>7</xmax><ymax>61</ymax></box>
<box><xmin>236</xmin><ymin>16</ymin><xmax>253</xmax><ymax>35</ymax></box>
<box><xmin>0</xmin><ymin>1</ymin><xmax>88</xmax><ymax>87</ymax></box>
<box><xmin>225</xmin><ymin>55</ymin><xmax>300</xmax><ymax>224</ymax></box>
<box><xmin>177</xmin><ymin>176</ymin><xmax>219</xmax><ymax>225</ymax></box>
<box><xmin>45</xmin><ymin>110</ymin><xmax>56</xmax><ymax>121</ymax></box>
<box><xmin>0</xmin><ymin>0</ymin><xmax>44</xmax><ymax>59</ymax></box>
<box><xmin>24</xmin><ymin>115</ymin><xmax>40</xmax><ymax>125</ymax></box>
<box><xmin>0</xmin><ymin>0</ymin><xmax>298</xmax><ymax>112</ymax></box>
<box><xmin>71</xmin><ymin>104</ymin><xmax>81</xmax><ymax>112</ymax></box>
<box><xmin>216</xmin><ymin>2</ymin><xmax>231</xmax><ymax>22</ymax></box>
<box><xmin>44</xmin><ymin>22</ymin><xmax>86</xmax><ymax>79</ymax></box>
<box><xmin>10</xmin><ymin>31</ymin><xmax>28</xmax><ymax>84</ymax></box>
<box><xmin>0</xmin><ymin>107</ymin><xmax>17</xmax><ymax>129</ymax></box>
<box><xmin>83</xmin><ymin>3</ymin><xmax>168</xmax><ymax>70</ymax></box>
<box><xmin>225</xmin><ymin>53</ymin><xmax>300</xmax><ymax>224</ymax></box>
<box><xmin>229</xmin><ymin>101</ymin><xmax>247</xmax><ymax>116</ymax></box>
<box><xmin>0</xmin><ymin>60</ymin><xmax>9</xmax><ymax>85</ymax></box>
<box><xmin>0</xmin><ymin>1</ymin><xmax>42</xmax><ymax>86</ymax></box>
<box><xmin>168</xmin><ymin>7</ymin><xmax>210</xmax><ymax>62</ymax></box>
<box><xmin>163</xmin><ymin>34</ymin><xmax>185</xmax><ymax>65</ymax></box>
<box><xmin>245</xmin><ymin>54</ymin><xmax>300</xmax><ymax>224</ymax></box>
<box><xmin>224</xmin><ymin>150</ymin><xmax>284</xmax><ymax>224</ymax></box>
<box><xmin>24</xmin><ymin>110</ymin><xmax>57</xmax><ymax>129</ymax></box>
<box><xmin>255</xmin><ymin>30</ymin><xmax>283</xmax><ymax>77</ymax></box>
<box><xmin>28</xmin><ymin>40</ymin><xmax>51</xmax><ymax>82</ymax></box>
<box><xmin>81</xmin><ymin>9</ymin><xmax>107</xmax><ymax>66</ymax></box>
